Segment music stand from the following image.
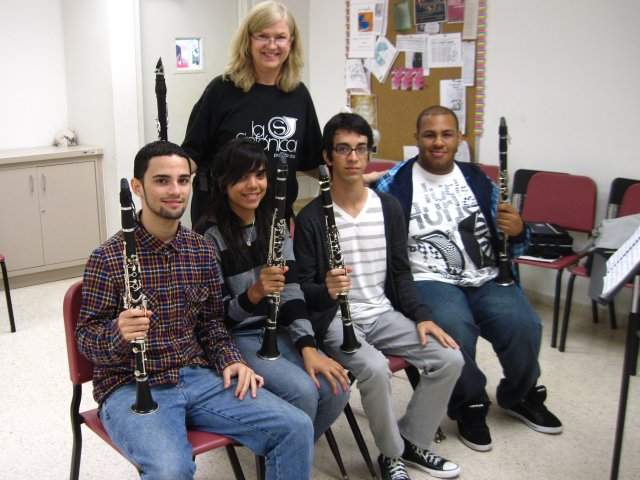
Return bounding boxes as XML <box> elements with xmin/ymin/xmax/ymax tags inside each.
<box><xmin>599</xmin><ymin>225</ymin><xmax>640</xmax><ymax>480</ymax></box>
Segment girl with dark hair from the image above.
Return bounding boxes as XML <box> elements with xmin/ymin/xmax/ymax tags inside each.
<box><xmin>198</xmin><ymin>138</ymin><xmax>350</xmax><ymax>445</ymax></box>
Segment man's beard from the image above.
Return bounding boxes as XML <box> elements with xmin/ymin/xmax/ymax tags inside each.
<box><xmin>148</xmin><ymin>201</ymin><xmax>186</xmax><ymax>220</ymax></box>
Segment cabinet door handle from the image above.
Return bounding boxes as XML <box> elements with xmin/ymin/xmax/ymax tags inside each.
<box><xmin>29</xmin><ymin>174</ymin><xmax>34</xmax><ymax>192</ymax></box>
<box><xmin>42</xmin><ymin>173</ymin><xmax>46</xmax><ymax>192</ymax></box>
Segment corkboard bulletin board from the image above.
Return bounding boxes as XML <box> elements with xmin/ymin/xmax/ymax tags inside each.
<box><xmin>364</xmin><ymin>4</ymin><xmax>478</xmax><ymax>162</ymax></box>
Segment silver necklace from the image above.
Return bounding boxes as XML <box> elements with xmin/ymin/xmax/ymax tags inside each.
<box><xmin>245</xmin><ymin>218</ymin><xmax>255</xmax><ymax>246</ymax></box>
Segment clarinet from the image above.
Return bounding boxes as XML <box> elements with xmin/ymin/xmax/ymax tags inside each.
<box><xmin>318</xmin><ymin>166</ymin><xmax>361</xmax><ymax>353</ymax></box>
<box><xmin>495</xmin><ymin>117</ymin><xmax>515</xmax><ymax>286</ymax></box>
<box><xmin>257</xmin><ymin>153</ymin><xmax>288</xmax><ymax>360</ymax></box>
<box><xmin>154</xmin><ymin>57</ymin><xmax>168</xmax><ymax>141</ymax></box>
<box><xmin>120</xmin><ymin>179</ymin><xmax>159</xmax><ymax>414</ymax></box>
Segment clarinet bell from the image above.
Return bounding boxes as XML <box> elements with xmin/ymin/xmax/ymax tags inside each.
<box><xmin>131</xmin><ymin>381</ymin><xmax>159</xmax><ymax>415</ymax></box>
<box><xmin>257</xmin><ymin>335</ymin><xmax>281</xmax><ymax>360</ymax></box>
<box><xmin>340</xmin><ymin>326</ymin><xmax>361</xmax><ymax>354</ymax></box>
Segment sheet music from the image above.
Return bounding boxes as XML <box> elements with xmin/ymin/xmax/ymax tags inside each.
<box><xmin>601</xmin><ymin>225</ymin><xmax>640</xmax><ymax>301</ymax></box>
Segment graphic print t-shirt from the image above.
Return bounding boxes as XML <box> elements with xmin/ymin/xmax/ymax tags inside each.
<box><xmin>182</xmin><ymin>77</ymin><xmax>323</xmax><ymax>214</ymax></box>
<box><xmin>408</xmin><ymin>163</ymin><xmax>497</xmax><ymax>286</ymax></box>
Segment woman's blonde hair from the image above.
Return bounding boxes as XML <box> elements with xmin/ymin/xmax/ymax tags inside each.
<box><xmin>224</xmin><ymin>1</ymin><xmax>304</xmax><ymax>93</ymax></box>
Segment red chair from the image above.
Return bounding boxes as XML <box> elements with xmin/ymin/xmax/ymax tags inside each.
<box><xmin>476</xmin><ymin>164</ymin><xmax>500</xmax><ymax>184</ymax></box>
<box><xmin>63</xmin><ymin>280</ymin><xmax>246</xmax><ymax>480</ymax></box>
<box><xmin>365</xmin><ymin>160</ymin><xmax>397</xmax><ymax>174</ymax></box>
<box><xmin>512</xmin><ymin>173</ymin><xmax>597</xmax><ymax>348</ymax></box>
<box><xmin>0</xmin><ymin>254</ymin><xmax>16</xmax><ymax>333</ymax></box>
<box><xmin>559</xmin><ymin>182</ymin><xmax>640</xmax><ymax>351</ymax></box>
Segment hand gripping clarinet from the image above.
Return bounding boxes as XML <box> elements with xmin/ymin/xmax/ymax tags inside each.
<box><xmin>318</xmin><ymin>165</ymin><xmax>361</xmax><ymax>353</ymax></box>
<box><xmin>257</xmin><ymin>153</ymin><xmax>288</xmax><ymax>360</ymax></box>
<box><xmin>154</xmin><ymin>58</ymin><xmax>168</xmax><ymax>141</ymax></box>
<box><xmin>495</xmin><ymin>117</ymin><xmax>515</xmax><ymax>286</ymax></box>
<box><xmin>120</xmin><ymin>179</ymin><xmax>158</xmax><ymax>414</ymax></box>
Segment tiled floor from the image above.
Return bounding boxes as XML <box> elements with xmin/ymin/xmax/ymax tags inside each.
<box><xmin>0</xmin><ymin>277</ymin><xmax>639</xmax><ymax>479</ymax></box>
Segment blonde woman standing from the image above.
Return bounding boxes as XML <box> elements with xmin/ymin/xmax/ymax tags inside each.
<box><xmin>183</xmin><ymin>1</ymin><xmax>322</xmax><ymax>226</ymax></box>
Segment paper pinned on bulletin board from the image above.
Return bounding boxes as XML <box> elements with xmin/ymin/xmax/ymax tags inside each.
<box><xmin>364</xmin><ymin>36</ymin><xmax>398</xmax><ymax>83</ymax></box>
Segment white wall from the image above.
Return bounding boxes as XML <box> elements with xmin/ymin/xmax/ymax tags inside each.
<box><xmin>138</xmin><ymin>0</ymin><xmax>239</xmax><ymax>145</ymax></box>
<box><xmin>308</xmin><ymin>0</ymin><xmax>347</xmax><ymax>127</ymax></box>
<box><xmin>474</xmin><ymin>0</ymin><xmax>639</xmax><ymax>306</ymax></box>
<box><xmin>2</xmin><ymin>0</ymin><xmax>638</xmax><ymax>308</ymax></box>
<box><xmin>62</xmin><ymin>0</ymin><xmax>142</xmax><ymax>236</ymax></box>
<box><xmin>0</xmin><ymin>0</ymin><xmax>68</xmax><ymax>149</ymax></box>
<box><xmin>305</xmin><ymin>0</ymin><xmax>639</xmax><ymax>310</ymax></box>
<box><xmin>477</xmin><ymin>0</ymin><xmax>640</xmax><ymax>221</ymax></box>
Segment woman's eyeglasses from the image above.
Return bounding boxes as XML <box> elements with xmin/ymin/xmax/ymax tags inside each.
<box><xmin>251</xmin><ymin>34</ymin><xmax>292</xmax><ymax>46</ymax></box>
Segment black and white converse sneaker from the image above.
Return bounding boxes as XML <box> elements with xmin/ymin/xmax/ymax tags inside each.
<box><xmin>402</xmin><ymin>438</ymin><xmax>461</xmax><ymax>478</ymax></box>
<box><xmin>503</xmin><ymin>385</ymin><xmax>563</xmax><ymax>434</ymax></box>
<box><xmin>378</xmin><ymin>454</ymin><xmax>411</xmax><ymax>480</ymax></box>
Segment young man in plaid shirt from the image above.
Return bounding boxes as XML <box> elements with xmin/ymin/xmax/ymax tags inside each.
<box><xmin>77</xmin><ymin>140</ymin><xmax>313</xmax><ymax>480</ymax></box>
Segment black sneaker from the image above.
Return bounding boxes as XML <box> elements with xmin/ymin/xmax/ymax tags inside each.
<box><xmin>503</xmin><ymin>385</ymin><xmax>563</xmax><ymax>434</ymax></box>
<box><xmin>402</xmin><ymin>438</ymin><xmax>460</xmax><ymax>478</ymax></box>
<box><xmin>456</xmin><ymin>402</ymin><xmax>492</xmax><ymax>452</ymax></box>
<box><xmin>378</xmin><ymin>454</ymin><xmax>411</xmax><ymax>480</ymax></box>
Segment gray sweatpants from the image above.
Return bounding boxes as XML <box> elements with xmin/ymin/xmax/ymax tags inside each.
<box><xmin>323</xmin><ymin>310</ymin><xmax>464</xmax><ymax>457</ymax></box>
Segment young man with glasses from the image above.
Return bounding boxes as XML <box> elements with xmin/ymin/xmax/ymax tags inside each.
<box><xmin>294</xmin><ymin>113</ymin><xmax>464</xmax><ymax>480</ymax></box>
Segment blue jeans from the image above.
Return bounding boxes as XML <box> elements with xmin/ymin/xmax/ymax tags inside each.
<box><xmin>100</xmin><ymin>366</ymin><xmax>313</xmax><ymax>480</ymax></box>
<box><xmin>232</xmin><ymin>328</ymin><xmax>349</xmax><ymax>442</ymax></box>
<box><xmin>414</xmin><ymin>280</ymin><xmax>542</xmax><ymax>419</ymax></box>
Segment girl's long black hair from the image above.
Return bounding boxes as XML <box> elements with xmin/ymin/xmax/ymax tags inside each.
<box><xmin>195</xmin><ymin>137</ymin><xmax>271</xmax><ymax>255</ymax></box>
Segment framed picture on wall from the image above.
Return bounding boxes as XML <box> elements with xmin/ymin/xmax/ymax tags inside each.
<box><xmin>175</xmin><ymin>37</ymin><xmax>203</xmax><ymax>72</ymax></box>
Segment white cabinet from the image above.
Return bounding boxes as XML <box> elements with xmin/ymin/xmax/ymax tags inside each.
<box><xmin>0</xmin><ymin>146</ymin><xmax>105</xmax><ymax>277</ymax></box>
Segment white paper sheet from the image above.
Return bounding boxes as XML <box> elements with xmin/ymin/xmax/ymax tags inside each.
<box><xmin>427</xmin><ymin>33</ymin><xmax>462</xmax><ymax>68</ymax></box>
<box><xmin>461</xmin><ymin>41</ymin><xmax>476</xmax><ymax>86</ymax></box>
<box><xmin>346</xmin><ymin>59</ymin><xmax>370</xmax><ymax>90</ymax></box>
<box><xmin>364</xmin><ymin>36</ymin><xmax>398</xmax><ymax>84</ymax></box>
<box><xmin>601</xmin><ymin>225</ymin><xmax>640</xmax><ymax>300</ymax></box>
<box><xmin>462</xmin><ymin>0</ymin><xmax>479</xmax><ymax>40</ymax></box>
<box><xmin>439</xmin><ymin>79</ymin><xmax>466</xmax><ymax>134</ymax></box>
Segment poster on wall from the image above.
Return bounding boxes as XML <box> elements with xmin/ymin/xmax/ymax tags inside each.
<box><xmin>175</xmin><ymin>37</ymin><xmax>203</xmax><ymax>72</ymax></box>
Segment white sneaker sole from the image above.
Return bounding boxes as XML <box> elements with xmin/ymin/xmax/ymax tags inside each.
<box><xmin>503</xmin><ymin>408</ymin><xmax>563</xmax><ymax>434</ymax></box>
<box><xmin>403</xmin><ymin>458</ymin><xmax>461</xmax><ymax>479</ymax></box>
<box><xmin>457</xmin><ymin>432</ymin><xmax>493</xmax><ymax>452</ymax></box>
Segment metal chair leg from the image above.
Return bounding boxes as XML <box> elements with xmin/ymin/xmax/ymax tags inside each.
<box><xmin>325</xmin><ymin>427</ymin><xmax>349</xmax><ymax>479</ymax></box>
<box><xmin>559</xmin><ymin>272</ymin><xmax>577</xmax><ymax>352</ymax></box>
<box><xmin>0</xmin><ymin>259</ymin><xmax>16</xmax><ymax>333</ymax></box>
<box><xmin>550</xmin><ymin>269</ymin><xmax>565</xmax><ymax>348</ymax></box>
<box><xmin>609</xmin><ymin>300</ymin><xmax>618</xmax><ymax>330</ymax></box>
<box><xmin>224</xmin><ymin>445</ymin><xmax>245</xmax><ymax>480</ymax></box>
<box><xmin>255</xmin><ymin>455</ymin><xmax>265</xmax><ymax>480</ymax></box>
<box><xmin>433</xmin><ymin>426</ymin><xmax>446</xmax><ymax>443</ymax></box>
<box><xmin>403</xmin><ymin>365</ymin><xmax>420</xmax><ymax>389</ymax></box>
<box><xmin>343</xmin><ymin>403</ymin><xmax>377</xmax><ymax>479</ymax></box>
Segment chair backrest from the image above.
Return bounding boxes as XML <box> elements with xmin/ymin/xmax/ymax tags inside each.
<box><xmin>364</xmin><ymin>160</ymin><xmax>396</xmax><ymax>174</ymax></box>
<box><xmin>607</xmin><ymin>177</ymin><xmax>640</xmax><ymax>218</ymax></box>
<box><xmin>511</xmin><ymin>168</ymin><xmax>567</xmax><ymax>213</ymax></box>
<box><xmin>476</xmin><ymin>164</ymin><xmax>499</xmax><ymax>184</ymax></box>
<box><xmin>619</xmin><ymin>183</ymin><xmax>640</xmax><ymax>217</ymax></box>
<box><xmin>63</xmin><ymin>280</ymin><xmax>95</xmax><ymax>386</ymax></box>
<box><xmin>521</xmin><ymin>172</ymin><xmax>597</xmax><ymax>233</ymax></box>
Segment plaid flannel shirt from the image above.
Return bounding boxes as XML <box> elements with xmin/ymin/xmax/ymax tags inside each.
<box><xmin>77</xmin><ymin>224</ymin><xmax>244</xmax><ymax>406</ymax></box>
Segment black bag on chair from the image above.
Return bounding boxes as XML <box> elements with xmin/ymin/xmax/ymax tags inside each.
<box><xmin>526</xmin><ymin>222</ymin><xmax>574</xmax><ymax>259</ymax></box>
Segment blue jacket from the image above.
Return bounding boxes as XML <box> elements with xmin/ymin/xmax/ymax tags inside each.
<box><xmin>374</xmin><ymin>157</ymin><xmax>529</xmax><ymax>263</ymax></box>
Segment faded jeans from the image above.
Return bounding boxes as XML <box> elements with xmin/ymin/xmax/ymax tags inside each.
<box><xmin>100</xmin><ymin>365</ymin><xmax>313</xmax><ymax>480</ymax></box>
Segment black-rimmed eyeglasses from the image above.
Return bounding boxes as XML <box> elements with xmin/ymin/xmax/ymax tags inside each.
<box><xmin>333</xmin><ymin>144</ymin><xmax>370</xmax><ymax>156</ymax></box>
